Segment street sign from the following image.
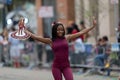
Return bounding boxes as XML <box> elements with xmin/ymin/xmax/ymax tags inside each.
<box><xmin>39</xmin><ymin>6</ymin><xmax>54</xmax><ymax>18</ymax></box>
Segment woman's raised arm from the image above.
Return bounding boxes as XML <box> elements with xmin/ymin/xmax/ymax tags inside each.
<box><xmin>66</xmin><ymin>19</ymin><xmax>97</xmax><ymax>41</ymax></box>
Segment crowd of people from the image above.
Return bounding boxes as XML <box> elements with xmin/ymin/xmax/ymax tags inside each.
<box><xmin>0</xmin><ymin>19</ymin><xmax>120</xmax><ymax>79</ymax></box>
<box><xmin>0</xmin><ymin>20</ymin><xmax>117</xmax><ymax>68</ymax></box>
<box><xmin>66</xmin><ymin>20</ymin><xmax>112</xmax><ymax>67</ymax></box>
<box><xmin>0</xmin><ymin>27</ymin><xmax>38</xmax><ymax>68</ymax></box>
<box><xmin>66</xmin><ymin>20</ymin><xmax>90</xmax><ymax>65</ymax></box>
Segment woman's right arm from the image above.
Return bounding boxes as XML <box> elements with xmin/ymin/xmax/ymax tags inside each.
<box><xmin>26</xmin><ymin>30</ymin><xmax>52</xmax><ymax>44</ymax></box>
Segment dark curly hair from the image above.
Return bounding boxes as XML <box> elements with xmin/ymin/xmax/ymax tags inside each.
<box><xmin>102</xmin><ymin>36</ymin><xmax>108</xmax><ymax>41</ymax></box>
<box><xmin>52</xmin><ymin>22</ymin><xmax>65</xmax><ymax>41</ymax></box>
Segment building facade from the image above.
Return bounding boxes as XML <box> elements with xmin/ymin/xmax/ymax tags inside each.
<box><xmin>36</xmin><ymin>0</ymin><xmax>119</xmax><ymax>43</ymax></box>
<box><xmin>75</xmin><ymin>0</ymin><xmax>120</xmax><ymax>43</ymax></box>
<box><xmin>35</xmin><ymin>0</ymin><xmax>75</xmax><ymax>37</ymax></box>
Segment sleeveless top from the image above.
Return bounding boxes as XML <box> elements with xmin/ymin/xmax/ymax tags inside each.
<box><xmin>52</xmin><ymin>37</ymin><xmax>70</xmax><ymax>68</ymax></box>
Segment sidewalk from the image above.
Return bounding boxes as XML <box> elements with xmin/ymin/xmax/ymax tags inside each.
<box><xmin>0</xmin><ymin>67</ymin><xmax>119</xmax><ymax>80</ymax></box>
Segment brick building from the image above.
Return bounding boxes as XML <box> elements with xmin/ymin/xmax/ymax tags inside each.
<box><xmin>35</xmin><ymin>0</ymin><xmax>120</xmax><ymax>43</ymax></box>
<box><xmin>35</xmin><ymin>0</ymin><xmax>75</xmax><ymax>37</ymax></box>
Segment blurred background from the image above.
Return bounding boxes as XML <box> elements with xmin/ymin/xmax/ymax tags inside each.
<box><xmin>0</xmin><ymin>0</ymin><xmax>119</xmax><ymax>41</ymax></box>
<box><xmin>0</xmin><ymin>0</ymin><xmax>120</xmax><ymax>79</ymax></box>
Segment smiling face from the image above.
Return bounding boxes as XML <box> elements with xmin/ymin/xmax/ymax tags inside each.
<box><xmin>52</xmin><ymin>22</ymin><xmax>65</xmax><ymax>40</ymax></box>
<box><xmin>57</xmin><ymin>25</ymin><xmax>65</xmax><ymax>37</ymax></box>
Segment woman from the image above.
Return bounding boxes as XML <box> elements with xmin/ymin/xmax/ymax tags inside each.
<box><xmin>25</xmin><ymin>20</ymin><xmax>96</xmax><ymax>80</ymax></box>
<box><xmin>79</xmin><ymin>20</ymin><xmax>89</xmax><ymax>42</ymax></box>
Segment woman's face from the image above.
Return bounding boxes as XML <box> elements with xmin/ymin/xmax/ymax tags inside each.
<box><xmin>57</xmin><ymin>25</ymin><xmax>64</xmax><ymax>37</ymax></box>
<box><xmin>99</xmin><ymin>40</ymin><xmax>104</xmax><ymax>45</ymax></box>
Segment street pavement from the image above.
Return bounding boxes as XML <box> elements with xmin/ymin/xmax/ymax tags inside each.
<box><xmin>0</xmin><ymin>67</ymin><xmax>119</xmax><ymax>80</ymax></box>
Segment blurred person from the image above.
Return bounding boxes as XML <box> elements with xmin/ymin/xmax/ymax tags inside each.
<box><xmin>27</xmin><ymin>28</ymin><xmax>43</xmax><ymax>67</ymax></box>
<box><xmin>117</xmin><ymin>21</ymin><xmax>120</xmax><ymax>50</ymax></box>
<box><xmin>74</xmin><ymin>38</ymin><xmax>85</xmax><ymax>64</ymax></box>
<box><xmin>2</xmin><ymin>28</ymin><xmax>8</xmax><ymax>38</ymax></box>
<box><xmin>94</xmin><ymin>38</ymin><xmax>104</xmax><ymax>66</ymax></box>
<box><xmin>44</xmin><ymin>34</ymin><xmax>54</xmax><ymax>66</ymax></box>
<box><xmin>69</xmin><ymin>22</ymin><xmax>80</xmax><ymax>64</ymax></box>
<box><xmin>115</xmin><ymin>21</ymin><xmax>120</xmax><ymax>66</ymax></box>
<box><xmin>79</xmin><ymin>21</ymin><xmax>90</xmax><ymax>42</ymax></box>
<box><xmin>94</xmin><ymin>38</ymin><xmax>104</xmax><ymax>55</ymax></box>
<box><xmin>2</xmin><ymin>37</ymin><xmax>9</xmax><ymax>66</ymax></box>
<box><xmin>0</xmin><ymin>33</ymin><xmax>3</xmax><ymax>43</ymax></box>
<box><xmin>24</xmin><ymin>18</ymin><xmax>96</xmax><ymax>80</ymax></box>
<box><xmin>69</xmin><ymin>22</ymin><xmax>86</xmax><ymax>64</ymax></box>
<box><xmin>36</xmin><ymin>42</ymin><xmax>43</xmax><ymax>65</ymax></box>
<box><xmin>45</xmin><ymin>43</ymin><xmax>53</xmax><ymax>67</ymax></box>
<box><xmin>66</xmin><ymin>21</ymin><xmax>74</xmax><ymax>35</ymax></box>
<box><xmin>102</xmin><ymin>36</ymin><xmax>111</xmax><ymax>63</ymax></box>
<box><xmin>91</xmin><ymin>36</ymin><xmax>111</xmax><ymax>75</ymax></box>
<box><xmin>26</xmin><ymin>29</ymin><xmax>38</xmax><ymax>69</ymax></box>
<box><xmin>0</xmin><ymin>32</ymin><xmax>4</xmax><ymax>66</ymax></box>
<box><xmin>1</xmin><ymin>28</ymin><xmax>10</xmax><ymax>66</ymax></box>
<box><xmin>66</xmin><ymin>21</ymin><xmax>77</xmax><ymax>65</ymax></box>
<box><xmin>94</xmin><ymin>36</ymin><xmax>111</xmax><ymax>67</ymax></box>
<box><xmin>8</xmin><ymin>27</ymin><xmax>21</xmax><ymax>68</ymax></box>
<box><xmin>71</xmin><ymin>23</ymin><xmax>80</xmax><ymax>40</ymax></box>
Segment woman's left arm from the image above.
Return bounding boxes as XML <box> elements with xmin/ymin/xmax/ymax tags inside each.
<box><xmin>66</xmin><ymin>19</ymin><xmax>96</xmax><ymax>41</ymax></box>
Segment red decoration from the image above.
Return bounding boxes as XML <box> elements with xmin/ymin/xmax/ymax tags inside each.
<box><xmin>11</xmin><ymin>18</ymin><xmax>30</xmax><ymax>40</ymax></box>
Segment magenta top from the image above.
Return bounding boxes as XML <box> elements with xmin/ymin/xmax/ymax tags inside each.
<box><xmin>52</xmin><ymin>37</ymin><xmax>70</xmax><ymax>68</ymax></box>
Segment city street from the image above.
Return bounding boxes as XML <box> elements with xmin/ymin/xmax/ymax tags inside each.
<box><xmin>0</xmin><ymin>67</ymin><xmax>119</xmax><ymax>80</ymax></box>
<box><xmin>0</xmin><ymin>0</ymin><xmax>120</xmax><ymax>80</ymax></box>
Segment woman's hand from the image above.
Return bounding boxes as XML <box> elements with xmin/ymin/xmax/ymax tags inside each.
<box><xmin>24</xmin><ymin>28</ymin><xmax>52</xmax><ymax>44</ymax></box>
<box><xmin>92</xmin><ymin>16</ymin><xmax>97</xmax><ymax>27</ymax></box>
<box><xmin>24</xmin><ymin>29</ymin><xmax>32</xmax><ymax>36</ymax></box>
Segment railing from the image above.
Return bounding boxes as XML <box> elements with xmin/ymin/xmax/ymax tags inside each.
<box><xmin>0</xmin><ymin>42</ymin><xmax>120</xmax><ymax>69</ymax></box>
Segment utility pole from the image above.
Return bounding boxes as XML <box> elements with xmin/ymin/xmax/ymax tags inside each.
<box><xmin>2</xmin><ymin>4</ymin><xmax>6</xmax><ymax>28</ymax></box>
<box><xmin>0</xmin><ymin>0</ymin><xmax>12</xmax><ymax>28</ymax></box>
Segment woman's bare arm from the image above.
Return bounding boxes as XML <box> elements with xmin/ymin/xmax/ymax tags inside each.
<box><xmin>66</xmin><ymin>19</ymin><xmax>96</xmax><ymax>41</ymax></box>
<box><xmin>26</xmin><ymin>30</ymin><xmax>52</xmax><ymax>44</ymax></box>
<box><xmin>18</xmin><ymin>18</ymin><xmax>52</xmax><ymax>44</ymax></box>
